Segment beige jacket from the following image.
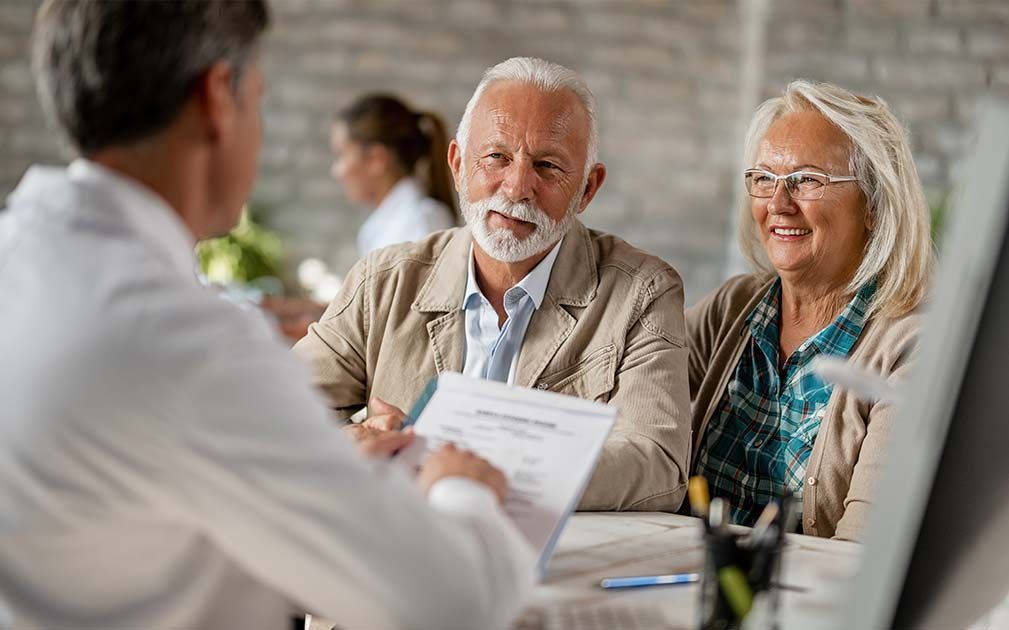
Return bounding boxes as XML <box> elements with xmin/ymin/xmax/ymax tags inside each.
<box><xmin>293</xmin><ymin>222</ymin><xmax>692</xmax><ymax>511</ymax></box>
<box><xmin>686</xmin><ymin>274</ymin><xmax>921</xmax><ymax>540</ymax></box>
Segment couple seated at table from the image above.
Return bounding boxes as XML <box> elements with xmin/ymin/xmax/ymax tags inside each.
<box><xmin>4</xmin><ymin>3</ymin><xmax>933</xmax><ymax>629</ymax></box>
<box><xmin>296</xmin><ymin>59</ymin><xmax>933</xmax><ymax>541</ymax></box>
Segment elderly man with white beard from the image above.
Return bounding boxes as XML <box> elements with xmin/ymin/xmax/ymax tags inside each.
<box><xmin>293</xmin><ymin>57</ymin><xmax>691</xmax><ymax>511</ymax></box>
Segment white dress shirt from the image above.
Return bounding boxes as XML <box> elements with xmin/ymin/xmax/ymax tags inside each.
<box><xmin>461</xmin><ymin>240</ymin><xmax>563</xmax><ymax>384</ymax></box>
<box><xmin>356</xmin><ymin>177</ymin><xmax>456</xmax><ymax>257</ymax></box>
<box><xmin>0</xmin><ymin>160</ymin><xmax>535</xmax><ymax>630</ymax></box>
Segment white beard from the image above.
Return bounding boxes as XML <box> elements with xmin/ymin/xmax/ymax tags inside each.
<box><xmin>458</xmin><ymin>167</ymin><xmax>585</xmax><ymax>263</ymax></box>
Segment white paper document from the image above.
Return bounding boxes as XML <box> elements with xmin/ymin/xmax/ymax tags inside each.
<box><xmin>396</xmin><ymin>372</ymin><xmax>616</xmax><ymax>570</ymax></box>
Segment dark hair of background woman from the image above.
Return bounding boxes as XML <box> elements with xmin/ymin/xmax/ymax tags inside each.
<box><xmin>338</xmin><ymin>94</ymin><xmax>460</xmax><ymax>225</ymax></box>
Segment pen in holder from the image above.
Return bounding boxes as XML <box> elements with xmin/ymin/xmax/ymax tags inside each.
<box><xmin>697</xmin><ymin>494</ymin><xmax>795</xmax><ymax>630</ymax></box>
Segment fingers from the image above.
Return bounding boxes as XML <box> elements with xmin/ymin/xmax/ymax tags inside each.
<box><xmin>365</xmin><ymin>414</ymin><xmax>403</xmax><ymax>432</ymax></box>
<box><xmin>366</xmin><ymin>397</ymin><xmax>406</xmax><ymax>432</ymax></box>
<box><xmin>483</xmin><ymin>466</ymin><xmax>508</xmax><ymax>505</ymax></box>
<box><xmin>417</xmin><ymin>445</ymin><xmax>509</xmax><ymax>504</ymax></box>
<box><xmin>357</xmin><ymin>429</ymin><xmax>415</xmax><ymax>459</ymax></box>
<box><xmin>469</xmin><ymin>455</ymin><xmax>507</xmax><ymax>504</ymax></box>
<box><xmin>368</xmin><ymin>396</ymin><xmax>405</xmax><ymax>417</ymax></box>
<box><xmin>342</xmin><ymin>422</ymin><xmax>377</xmax><ymax>443</ymax></box>
<box><xmin>344</xmin><ymin>423</ymin><xmax>415</xmax><ymax>459</ymax></box>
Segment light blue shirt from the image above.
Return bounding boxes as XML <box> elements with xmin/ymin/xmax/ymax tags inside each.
<box><xmin>462</xmin><ymin>240</ymin><xmax>563</xmax><ymax>384</ymax></box>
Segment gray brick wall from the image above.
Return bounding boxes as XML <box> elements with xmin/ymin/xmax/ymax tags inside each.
<box><xmin>1</xmin><ymin>0</ymin><xmax>1007</xmax><ymax>305</ymax></box>
<box><xmin>761</xmin><ymin>0</ymin><xmax>1009</xmax><ymax>203</ymax></box>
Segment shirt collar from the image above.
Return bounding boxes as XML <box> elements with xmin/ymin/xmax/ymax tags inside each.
<box><xmin>745</xmin><ymin>278</ymin><xmax>780</xmax><ymax>337</ymax></box>
<box><xmin>745</xmin><ymin>277</ymin><xmax>877</xmax><ymax>357</ymax></box>
<box><xmin>67</xmin><ymin>159</ymin><xmax>198</xmax><ymax>281</ymax></box>
<box><xmin>808</xmin><ymin>279</ymin><xmax>876</xmax><ymax>355</ymax></box>
<box><xmin>462</xmin><ymin>238</ymin><xmax>564</xmax><ymax>311</ymax></box>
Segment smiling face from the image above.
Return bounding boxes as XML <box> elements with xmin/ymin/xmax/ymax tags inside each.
<box><xmin>751</xmin><ymin>110</ymin><xmax>869</xmax><ymax>288</ymax></box>
<box><xmin>449</xmin><ymin>81</ymin><xmax>603</xmax><ymax>264</ymax></box>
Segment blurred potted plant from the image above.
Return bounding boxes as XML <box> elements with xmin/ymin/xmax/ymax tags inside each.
<box><xmin>930</xmin><ymin>193</ymin><xmax>951</xmax><ymax>253</ymax></box>
<box><xmin>196</xmin><ymin>204</ymin><xmax>283</xmax><ymax>295</ymax></box>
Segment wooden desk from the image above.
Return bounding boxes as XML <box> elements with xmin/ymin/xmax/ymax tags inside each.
<box><xmin>307</xmin><ymin>512</ymin><xmax>862</xmax><ymax>630</ymax></box>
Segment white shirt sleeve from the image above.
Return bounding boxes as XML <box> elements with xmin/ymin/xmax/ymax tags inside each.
<box><xmin>156</xmin><ymin>308</ymin><xmax>536</xmax><ymax>630</ymax></box>
<box><xmin>428</xmin><ymin>478</ymin><xmax>538</xmax><ymax>619</ymax></box>
<box><xmin>358</xmin><ymin>197</ymin><xmax>456</xmax><ymax>255</ymax></box>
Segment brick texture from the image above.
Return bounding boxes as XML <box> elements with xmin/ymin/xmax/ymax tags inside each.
<box><xmin>1</xmin><ymin>0</ymin><xmax>1007</xmax><ymax>305</ymax></box>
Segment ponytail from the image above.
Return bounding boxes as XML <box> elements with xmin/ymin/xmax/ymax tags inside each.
<box><xmin>339</xmin><ymin>94</ymin><xmax>460</xmax><ymax>226</ymax></box>
<box><xmin>417</xmin><ymin>112</ymin><xmax>460</xmax><ymax>226</ymax></box>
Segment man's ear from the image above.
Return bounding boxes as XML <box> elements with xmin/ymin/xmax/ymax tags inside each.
<box><xmin>576</xmin><ymin>163</ymin><xmax>607</xmax><ymax>214</ymax></box>
<box><xmin>447</xmin><ymin>139</ymin><xmax>463</xmax><ymax>192</ymax></box>
<box><xmin>195</xmin><ymin>61</ymin><xmax>237</xmax><ymax>142</ymax></box>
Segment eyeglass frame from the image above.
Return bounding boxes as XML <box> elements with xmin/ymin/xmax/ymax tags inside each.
<box><xmin>743</xmin><ymin>168</ymin><xmax>859</xmax><ymax>200</ymax></box>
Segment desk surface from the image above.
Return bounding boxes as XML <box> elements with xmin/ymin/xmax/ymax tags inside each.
<box><xmin>307</xmin><ymin>512</ymin><xmax>862</xmax><ymax>630</ymax></box>
<box><xmin>512</xmin><ymin>512</ymin><xmax>861</xmax><ymax>629</ymax></box>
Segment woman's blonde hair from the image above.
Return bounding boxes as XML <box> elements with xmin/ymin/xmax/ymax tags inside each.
<box><xmin>738</xmin><ymin>79</ymin><xmax>934</xmax><ymax>319</ymax></box>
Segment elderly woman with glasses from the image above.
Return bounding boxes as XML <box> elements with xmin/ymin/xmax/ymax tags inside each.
<box><xmin>687</xmin><ymin>80</ymin><xmax>934</xmax><ymax>540</ymax></box>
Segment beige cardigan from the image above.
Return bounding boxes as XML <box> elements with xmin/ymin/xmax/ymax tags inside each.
<box><xmin>686</xmin><ymin>274</ymin><xmax>921</xmax><ymax>540</ymax></box>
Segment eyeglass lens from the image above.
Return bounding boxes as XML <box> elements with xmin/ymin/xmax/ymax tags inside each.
<box><xmin>745</xmin><ymin>171</ymin><xmax>828</xmax><ymax>200</ymax></box>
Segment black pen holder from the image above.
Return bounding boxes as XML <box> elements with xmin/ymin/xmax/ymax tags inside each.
<box><xmin>698</xmin><ymin>528</ymin><xmax>783</xmax><ymax>630</ymax></box>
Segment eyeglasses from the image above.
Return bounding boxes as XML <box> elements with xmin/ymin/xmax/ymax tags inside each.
<box><xmin>743</xmin><ymin>168</ymin><xmax>858</xmax><ymax>201</ymax></box>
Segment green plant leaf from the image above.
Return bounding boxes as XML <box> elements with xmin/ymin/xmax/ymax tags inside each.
<box><xmin>196</xmin><ymin>206</ymin><xmax>283</xmax><ymax>284</ymax></box>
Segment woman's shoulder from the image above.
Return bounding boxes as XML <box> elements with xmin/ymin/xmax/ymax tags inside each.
<box><xmin>690</xmin><ymin>272</ymin><xmax>775</xmax><ymax>322</ymax></box>
<box><xmin>407</xmin><ymin>194</ymin><xmax>454</xmax><ymax>230</ymax></box>
<box><xmin>686</xmin><ymin>273</ymin><xmax>776</xmax><ymax>358</ymax></box>
<box><xmin>862</xmin><ymin>307</ymin><xmax>924</xmax><ymax>350</ymax></box>
<box><xmin>415</xmin><ymin>194</ymin><xmax>454</xmax><ymax>216</ymax></box>
<box><xmin>853</xmin><ymin>305</ymin><xmax>925</xmax><ymax>372</ymax></box>
<box><xmin>716</xmin><ymin>272</ymin><xmax>775</xmax><ymax>299</ymax></box>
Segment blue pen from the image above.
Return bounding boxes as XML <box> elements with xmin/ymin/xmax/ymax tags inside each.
<box><xmin>599</xmin><ymin>572</ymin><xmax>699</xmax><ymax>589</ymax></box>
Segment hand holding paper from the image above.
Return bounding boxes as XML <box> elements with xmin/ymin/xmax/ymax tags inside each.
<box><xmin>397</xmin><ymin>372</ymin><xmax>617</xmax><ymax>572</ymax></box>
<box><xmin>417</xmin><ymin>443</ymin><xmax>508</xmax><ymax>504</ymax></box>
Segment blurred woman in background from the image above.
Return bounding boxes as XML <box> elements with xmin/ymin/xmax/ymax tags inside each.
<box><xmin>330</xmin><ymin>94</ymin><xmax>459</xmax><ymax>256</ymax></box>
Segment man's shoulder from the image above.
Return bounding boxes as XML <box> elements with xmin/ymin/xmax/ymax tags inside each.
<box><xmin>364</xmin><ymin>227</ymin><xmax>464</xmax><ymax>276</ymax></box>
<box><xmin>583</xmin><ymin>227</ymin><xmax>681</xmax><ymax>286</ymax></box>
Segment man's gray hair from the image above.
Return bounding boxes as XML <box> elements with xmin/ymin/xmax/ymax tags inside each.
<box><xmin>456</xmin><ymin>57</ymin><xmax>599</xmax><ymax>173</ymax></box>
<box><xmin>32</xmin><ymin>0</ymin><xmax>269</xmax><ymax>155</ymax></box>
<box><xmin>738</xmin><ymin>79</ymin><xmax>934</xmax><ymax>319</ymax></box>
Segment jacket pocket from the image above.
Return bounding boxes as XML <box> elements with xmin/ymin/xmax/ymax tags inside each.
<box><xmin>535</xmin><ymin>344</ymin><xmax>617</xmax><ymax>402</ymax></box>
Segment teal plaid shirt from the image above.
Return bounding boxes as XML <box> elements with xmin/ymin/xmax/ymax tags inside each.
<box><xmin>695</xmin><ymin>278</ymin><xmax>876</xmax><ymax>527</ymax></box>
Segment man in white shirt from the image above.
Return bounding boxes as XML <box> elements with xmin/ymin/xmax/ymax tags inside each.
<box><xmin>294</xmin><ymin>58</ymin><xmax>692</xmax><ymax>512</ymax></box>
<box><xmin>0</xmin><ymin>2</ymin><xmax>534</xmax><ymax>629</ymax></box>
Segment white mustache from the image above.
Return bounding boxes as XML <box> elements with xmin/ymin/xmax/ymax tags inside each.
<box><xmin>472</xmin><ymin>194</ymin><xmax>552</xmax><ymax>230</ymax></box>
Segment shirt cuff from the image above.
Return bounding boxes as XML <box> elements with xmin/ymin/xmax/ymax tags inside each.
<box><xmin>427</xmin><ymin>476</ymin><xmax>501</xmax><ymax>517</ymax></box>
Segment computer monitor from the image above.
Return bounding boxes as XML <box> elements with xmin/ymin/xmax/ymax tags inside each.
<box><xmin>841</xmin><ymin>99</ymin><xmax>1009</xmax><ymax>629</ymax></box>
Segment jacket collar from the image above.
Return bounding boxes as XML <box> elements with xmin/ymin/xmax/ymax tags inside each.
<box><xmin>412</xmin><ymin>220</ymin><xmax>597</xmax><ymax>314</ymax></box>
<box><xmin>544</xmin><ymin>220</ymin><xmax>598</xmax><ymax>307</ymax></box>
<box><xmin>413</xmin><ymin>226</ymin><xmax>474</xmax><ymax>313</ymax></box>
